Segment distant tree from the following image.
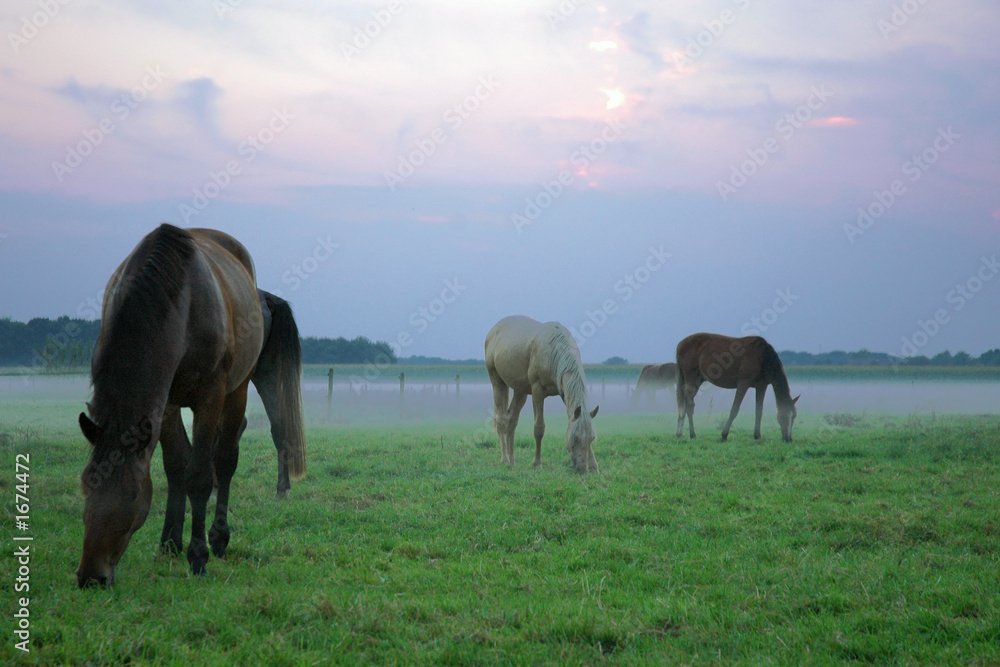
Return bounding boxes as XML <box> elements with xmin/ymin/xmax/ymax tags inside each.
<box><xmin>0</xmin><ymin>316</ymin><xmax>99</xmax><ymax>368</ymax></box>
<box><xmin>602</xmin><ymin>356</ymin><xmax>628</xmax><ymax>365</ymax></box>
<box><xmin>300</xmin><ymin>336</ymin><xmax>397</xmax><ymax>364</ymax></box>
<box><xmin>952</xmin><ymin>351</ymin><xmax>972</xmax><ymax>366</ymax></box>
<box><xmin>931</xmin><ymin>351</ymin><xmax>953</xmax><ymax>366</ymax></box>
<box><xmin>978</xmin><ymin>349</ymin><xmax>1000</xmax><ymax>366</ymax></box>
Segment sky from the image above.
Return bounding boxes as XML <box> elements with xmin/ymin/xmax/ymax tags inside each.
<box><xmin>0</xmin><ymin>0</ymin><xmax>998</xmax><ymax>363</ymax></box>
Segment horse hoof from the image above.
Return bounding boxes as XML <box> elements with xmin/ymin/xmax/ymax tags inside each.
<box><xmin>275</xmin><ymin>488</ymin><xmax>290</xmax><ymax>500</ymax></box>
<box><xmin>208</xmin><ymin>534</ymin><xmax>229</xmax><ymax>558</ymax></box>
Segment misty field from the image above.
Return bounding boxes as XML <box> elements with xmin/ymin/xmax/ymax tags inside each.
<box><xmin>2</xmin><ymin>386</ymin><xmax>1000</xmax><ymax>665</ymax></box>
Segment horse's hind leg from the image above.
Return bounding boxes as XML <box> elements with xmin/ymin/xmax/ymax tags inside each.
<box><xmin>159</xmin><ymin>405</ymin><xmax>190</xmax><ymax>555</ymax></box>
<box><xmin>489</xmin><ymin>374</ymin><xmax>512</xmax><ymax>463</ymax></box>
<box><xmin>505</xmin><ymin>392</ymin><xmax>529</xmax><ymax>466</ymax></box>
<box><xmin>209</xmin><ymin>381</ymin><xmax>250</xmax><ymax>559</ymax></box>
<box><xmin>252</xmin><ymin>370</ymin><xmax>291</xmax><ymax>498</ymax></box>
<box><xmin>676</xmin><ymin>381</ymin><xmax>697</xmax><ymax>439</ymax></box>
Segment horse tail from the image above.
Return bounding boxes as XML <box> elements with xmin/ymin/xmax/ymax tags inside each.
<box><xmin>262</xmin><ymin>292</ymin><xmax>307</xmax><ymax>478</ymax></box>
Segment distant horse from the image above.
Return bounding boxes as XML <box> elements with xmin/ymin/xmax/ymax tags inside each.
<box><xmin>77</xmin><ymin>224</ymin><xmax>306</xmax><ymax>587</ymax></box>
<box><xmin>485</xmin><ymin>315</ymin><xmax>599</xmax><ymax>473</ymax></box>
<box><xmin>631</xmin><ymin>363</ymin><xmax>676</xmax><ymax>407</ymax></box>
<box><xmin>675</xmin><ymin>333</ymin><xmax>799</xmax><ymax>442</ymax></box>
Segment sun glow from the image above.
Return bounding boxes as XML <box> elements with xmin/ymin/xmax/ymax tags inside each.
<box><xmin>809</xmin><ymin>116</ymin><xmax>861</xmax><ymax>128</ymax></box>
<box><xmin>588</xmin><ymin>40</ymin><xmax>618</xmax><ymax>52</ymax></box>
<box><xmin>601</xmin><ymin>87</ymin><xmax>625</xmax><ymax>109</ymax></box>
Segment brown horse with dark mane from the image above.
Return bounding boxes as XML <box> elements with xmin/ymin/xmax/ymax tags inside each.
<box><xmin>675</xmin><ymin>333</ymin><xmax>799</xmax><ymax>442</ymax></box>
<box><xmin>77</xmin><ymin>224</ymin><xmax>305</xmax><ymax>587</ymax></box>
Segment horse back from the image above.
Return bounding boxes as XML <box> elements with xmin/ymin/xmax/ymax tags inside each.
<box><xmin>186</xmin><ymin>230</ymin><xmax>264</xmax><ymax>392</ymax></box>
<box><xmin>485</xmin><ymin>316</ymin><xmax>564</xmax><ymax>397</ymax></box>
<box><xmin>677</xmin><ymin>332</ymin><xmax>767</xmax><ymax>389</ymax></box>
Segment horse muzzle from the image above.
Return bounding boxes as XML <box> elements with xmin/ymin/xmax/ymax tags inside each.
<box><xmin>76</xmin><ymin>567</ymin><xmax>115</xmax><ymax>588</ymax></box>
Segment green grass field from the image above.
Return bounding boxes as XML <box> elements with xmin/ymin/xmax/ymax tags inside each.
<box><xmin>2</xmin><ymin>396</ymin><xmax>999</xmax><ymax>665</ymax></box>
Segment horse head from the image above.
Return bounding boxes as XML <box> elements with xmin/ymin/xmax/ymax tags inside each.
<box><xmin>76</xmin><ymin>413</ymin><xmax>156</xmax><ymax>588</ymax></box>
<box><xmin>777</xmin><ymin>395</ymin><xmax>800</xmax><ymax>442</ymax></box>
<box><xmin>565</xmin><ymin>405</ymin><xmax>600</xmax><ymax>473</ymax></box>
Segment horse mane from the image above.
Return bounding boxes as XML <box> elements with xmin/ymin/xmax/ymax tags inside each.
<box><xmin>759</xmin><ymin>339</ymin><xmax>792</xmax><ymax>403</ymax></box>
<box><xmin>88</xmin><ymin>224</ymin><xmax>196</xmax><ymax>437</ymax></box>
<box><xmin>542</xmin><ymin>323</ymin><xmax>588</xmax><ymax>409</ymax></box>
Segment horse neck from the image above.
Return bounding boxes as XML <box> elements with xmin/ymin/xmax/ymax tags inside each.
<box><xmin>90</xmin><ymin>339</ymin><xmax>179</xmax><ymax>442</ymax></box>
<box><xmin>89</xmin><ymin>297</ymin><xmax>189</xmax><ymax>440</ymax></box>
<box><xmin>765</xmin><ymin>359</ymin><xmax>793</xmax><ymax>406</ymax></box>
<box><xmin>558</xmin><ymin>364</ymin><xmax>589</xmax><ymax>416</ymax></box>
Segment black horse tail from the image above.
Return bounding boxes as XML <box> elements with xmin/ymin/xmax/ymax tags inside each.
<box><xmin>261</xmin><ymin>291</ymin><xmax>307</xmax><ymax>478</ymax></box>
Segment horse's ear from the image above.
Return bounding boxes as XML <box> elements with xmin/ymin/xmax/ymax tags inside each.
<box><xmin>590</xmin><ymin>406</ymin><xmax>599</xmax><ymax>419</ymax></box>
<box><xmin>792</xmin><ymin>395</ymin><xmax>801</xmax><ymax>405</ymax></box>
<box><xmin>573</xmin><ymin>406</ymin><xmax>582</xmax><ymax>420</ymax></box>
<box><xmin>79</xmin><ymin>413</ymin><xmax>102</xmax><ymax>444</ymax></box>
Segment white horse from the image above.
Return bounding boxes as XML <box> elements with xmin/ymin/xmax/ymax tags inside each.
<box><xmin>484</xmin><ymin>315</ymin><xmax>599</xmax><ymax>473</ymax></box>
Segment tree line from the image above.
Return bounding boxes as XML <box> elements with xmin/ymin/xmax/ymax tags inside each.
<box><xmin>2</xmin><ymin>317</ymin><xmax>998</xmax><ymax>368</ymax></box>
<box><xmin>778</xmin><ymin>349</ymin><xmax>1000</xmax><ymax>367</ymax></box>
<box><xmin>0</xmin><ymin>318</ymin><xmax>400</xmax><ymax>368</ymax></box>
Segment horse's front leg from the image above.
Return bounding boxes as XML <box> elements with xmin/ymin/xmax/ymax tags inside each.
<box><xmin>531</xmin><ymin>391</ymin><xmax>546</xmax><ymax>468</ymax></box>
<box><xmin>159</xmin><ymin>405</ymin><xmax>190</xmax><ymax>555</ymax></box>
<box><xmin>186</xmin><ymin>382</ymin><xmax>225</xmax><ymax>575</ymax></box>
<box><xmin>721</xmin><ymin>384</ymin><xmax>750</xmax><ymax>441</ymax></box>
<box><xmin>753</xmin><ymin>386</ymin><xmax>766</xmax><ymax>439</ymax></box>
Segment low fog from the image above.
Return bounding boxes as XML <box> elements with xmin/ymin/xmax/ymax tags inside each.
<box><xmin>8</xmin><ymin>373</ymin><xmax>998</xmax><ymax>436</ymax></box>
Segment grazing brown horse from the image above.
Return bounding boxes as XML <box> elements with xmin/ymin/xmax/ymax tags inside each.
<box><xmin>77</xmin><ymin>224</ymin><xmax>305</xmax><ymax>587</ymax></box>
<box><xmin>631</xmin><ymin>362</ymin><xmax>676</xmax><ymax>407</ymax></box>
<box><xmin>485</xmin><ymin>315</ymin><xmax>599</xmax><ymax>473</ymax></box>
<box><xmin>675</xmin><ymin>333</ymin><xmax>799</xmax><ymax>442</ymax></box>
